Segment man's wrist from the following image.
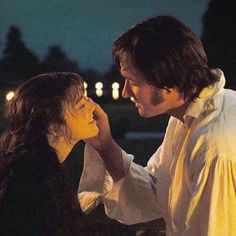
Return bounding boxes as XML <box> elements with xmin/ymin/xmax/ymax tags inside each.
<box><xmin>98</xmin><ymin>138</ymin><xmax>124</xmax><ymax>182</ymax></box>
<box><xmin>98</xmin><ymin>138</ymin><xmax>121</xmax><ymax>157</ymax></box>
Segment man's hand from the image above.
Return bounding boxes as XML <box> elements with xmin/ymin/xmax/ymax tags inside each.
<box><xmin>84</xmin><ymin>101</ymin><xmax>112</xmax><ymax>152</ymax></box>
<box><xmin>83</xmin><ymin>100</ymin><xmax>125</xmax><ymax>181</ymax></box>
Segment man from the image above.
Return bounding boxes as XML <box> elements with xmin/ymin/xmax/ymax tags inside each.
<box><xmin>79</xmin><ymin>15</ymin><xmax>236</xmax><ymax>236</ymax></box>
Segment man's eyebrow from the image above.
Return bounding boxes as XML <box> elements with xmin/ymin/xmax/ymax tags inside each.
<box><xmin>127</xmin><ymin>78</ymin><xmax>137</xmax><ymax>82</ymax></box>
<box><xmin>121</xmin><ymin>74</ymin><xmax>135</xmax><ymax>81</ymax></box>
<box><xmin>126</xmin><ymin>77</ymin><xmax>140</xmax><ymax>83</ymax></box>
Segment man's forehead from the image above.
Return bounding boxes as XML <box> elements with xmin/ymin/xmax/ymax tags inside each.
<box><xmin>120</xmin><ymin>54</ymin><xmax>140</xmax><ymax>78</ymax></box>
<box><xmin>120</xmin><ymin>65</ymin><xmax>138</xmax><ymax>81</ymax></box>
<box><xmin>120</xmin><ymin>53</ymin><xmax>131</xmax><ymax>70</ymax></box>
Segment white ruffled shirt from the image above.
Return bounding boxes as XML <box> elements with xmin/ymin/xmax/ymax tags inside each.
<box><xmin>79</xmin><ymin>69</ymin><xmax>236</xmax><ymax>236</ymax></box>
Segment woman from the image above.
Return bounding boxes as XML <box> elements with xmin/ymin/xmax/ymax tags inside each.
<box><xmin>0</xmin><ymin>72</ymin><xmax>98</xmax><ymax>235</ymax></box>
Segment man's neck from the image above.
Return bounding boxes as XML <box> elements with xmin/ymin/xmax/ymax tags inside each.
<box><xmin>167</xmin><ymin>99</ymin><xmax>191</xmax><ymax>122</ymax></box>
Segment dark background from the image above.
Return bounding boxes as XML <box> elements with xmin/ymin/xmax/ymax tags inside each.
<box><xmin>0</xmin><ymin>0</ymin><xmax>211</xmax><ymax>73</ymax></box>
<box><xmin>0</xmin><ymin>0</ymin><xmax>235</xmax><ymax>185</ymax></box>
<box><xmin>0</xmin><ymin>0</ymin><xmax>235</xmax><ymax>234</ymax></box>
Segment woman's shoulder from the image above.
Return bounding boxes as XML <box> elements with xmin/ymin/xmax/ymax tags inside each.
<box><xmin>0</xmin><ymin>146</ymin><xmax>55</xmax><ymax>236</ymax></box>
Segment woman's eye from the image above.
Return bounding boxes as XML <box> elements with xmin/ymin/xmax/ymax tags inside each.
<box><xmin>78</xmin><ymin>104</ymin><xmax>85</xmax><ymax>109</ymax></box>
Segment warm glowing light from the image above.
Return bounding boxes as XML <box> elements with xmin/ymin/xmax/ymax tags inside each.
<box><xmin>112</xmin><ymin>82</ymin><xmax>120</xmax><ymax>100</ymax></box>
<box><xmin>6</xmin><ymin>91</ymin><xmax>15</xmax><ymax>101</ymax></box>
<box><xmin>95</xmin><ymin>82</ymin><xmax>103</xmax><ymax>90</ymax></box>
<box><xmin>130</xmin><ymin>97</ymin><xmax>135</xmax><ymax>102</ymax></box>
<box><xmin>96</xmin><ymin>89</ymin><xmax>103</xmax><ymax>97</ymax></box>
<box><xmin>95</xmin><ymin>82</ymin><xmax>103</xmax><ymax>97</ymax></box>
<box><xmin>83</xmin><ymin>82</ymin><xmax>88</xmax><ymax>97</ymax></box>
<box><xmin>112</xmin><ymin>90</ymin><xmax>119</xmax><ymax>100</ymax></box>
<box><xmin>112</xmin><ymin>82</ymin><xmax>120</xmax><ymax>90</ymax></box>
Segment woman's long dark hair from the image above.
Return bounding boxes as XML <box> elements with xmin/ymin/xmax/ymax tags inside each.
<box><xmin>0</xmin><ymin>72</ymin><xmax>85</xmax><ymax>234</ymax></box>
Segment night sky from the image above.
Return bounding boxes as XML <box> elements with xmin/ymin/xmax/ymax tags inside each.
<box><xmin>1</xmin><ymin>0</ymin><xmax>211</xmax><ymax>73</ymax></box>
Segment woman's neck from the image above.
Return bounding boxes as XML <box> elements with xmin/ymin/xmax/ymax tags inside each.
<box><xmin>47</xmin><ymin>135</ymin><xmax>77</xmax><ymax>163</ymax></box>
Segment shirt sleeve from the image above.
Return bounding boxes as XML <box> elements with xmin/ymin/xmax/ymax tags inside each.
<box><xmin>78</xmin><ymin>144</ymin><xmax>163</xmax><ymax>225</ymax></box>
<box><xmin>184</xmin><ymin>157</ymin><xmax>236</xmax><ymax>236</ymax></box>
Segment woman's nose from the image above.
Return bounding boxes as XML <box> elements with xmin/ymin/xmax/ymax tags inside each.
<box><xmin>86</xmin><ymin>100</ymin><xmax>95</xmax><ymax>112</ymax></box>
<box><xmin>90</xmin><ymin>103</ymin><xmax>95</xmax><ymax>112</ymax></box>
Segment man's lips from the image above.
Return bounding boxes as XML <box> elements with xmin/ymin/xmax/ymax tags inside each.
<box><xmin>131</xmin><ymin>97</ymin><xmax>140</xmax><ymax>107</ymax></box>
<box><xmin>130</xmin><ymin>97</ymin><xmax>135</xmax><ymax>102</ymax></box>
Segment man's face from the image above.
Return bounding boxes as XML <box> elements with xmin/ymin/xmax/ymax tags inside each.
<box><xmin>120</xmin><ymin>56</ymin><xmax>186</xmax><ymax>118</ymax></box>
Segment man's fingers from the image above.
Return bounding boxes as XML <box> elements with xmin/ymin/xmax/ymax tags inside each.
<box><xmin>93</xmin><ymin>103</ymin><xmax>108</xmax><ymax>121</ymax></box>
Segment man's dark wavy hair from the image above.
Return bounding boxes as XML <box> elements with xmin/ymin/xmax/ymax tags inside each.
<box><xmin>113</xmin><ymin>15</ymin><xmax>219</xmax><ymax>101</ymax></box>
<box><xmin>0</xmin><ymin>72</ymin><xmax>84</xmax><ymax>234</ymax></box>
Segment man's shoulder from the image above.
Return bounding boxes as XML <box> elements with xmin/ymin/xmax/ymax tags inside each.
<box><xmin>223</xmin><ymin>88</ymin><xmax>236</xmax><ymax>106</ymax></box>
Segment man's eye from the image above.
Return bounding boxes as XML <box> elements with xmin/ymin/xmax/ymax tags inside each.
<box><xmin>130</xmin><ymin>81</ymin><xmax>138</xmax><ymax>86</ymax></box>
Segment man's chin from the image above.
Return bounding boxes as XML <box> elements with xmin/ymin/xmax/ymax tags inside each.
<box><xmin>137</xmin><ymin>109</ymin><xmax>161</xmax><ymax>118</ymax></box>
<box><xmin>137</xmin><ymin>109</ymin><xmax>148</xmax><ymax>118</ymax></box>
<box><xmin>135</xmin><ymin>105</ymin><xmax>154</xmax><ymax>118</ymax></box>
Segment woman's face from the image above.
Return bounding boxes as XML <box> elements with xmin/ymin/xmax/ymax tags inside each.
<box><xmin>64</xmin><ymin>96</ymin><xmax>98</xmax><ymax>143</ymax></box>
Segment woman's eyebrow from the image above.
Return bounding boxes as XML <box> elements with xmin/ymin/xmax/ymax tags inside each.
<box><xmin>78</xmin><ymin>95</ymin><xmax>86</xmax><ymax>102</ymax></box>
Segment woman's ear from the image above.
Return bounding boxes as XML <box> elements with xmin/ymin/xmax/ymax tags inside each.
<box><xmin>48</xmin><ymin>124</ymin><xmax>58</xmax><ymax>137</ymax></box>
<box><xmin>48</xmin><ymin>123</ymin><xmax>67</xmax><ymax>146</ymax></box>
<box><xmin>48</xmin><ymin>124</ymin><xmax>66</xmax><ymax>143</ymax></box>
<box><xmin>49</xmin><ymin>123</ymin><xmax>71</xmax><ymax>142</ymax></box>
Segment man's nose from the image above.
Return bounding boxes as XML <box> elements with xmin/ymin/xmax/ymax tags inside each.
<box><xmin>122</xmin><ymin>80</ymin><xmax>132</xmax><ymax>98</ymax></box>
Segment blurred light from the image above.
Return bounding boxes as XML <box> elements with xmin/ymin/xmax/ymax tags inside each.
<box><xmin>112</xmin><ymin>82</ymin><xmax>119</xmax><ymax>90</ymax></box>
<box><xmin>6</xmin><ymin>91</ymin><xmax>15</xmax><ymax>101</ymax></box>
<box><xmin>84</xmin><ymin>82</ymin><xmax>88</xmax><ymax>97</ymax></box>
<box><xmin>95</xmin><ymin>82</ymin><xmax>103</xmax><ymax>90</ymax></box>
<box><xmin>112</xmin><ymin>82</ymin><xmax>120</xmax><ymax>100</ymax></box>
<box><xmin>96</xmin><ymin>89</ymin><xmax>103</xmax><ymax>97</ymax></box>
<box><xmin>95</xmin><ymin>82</ymin><xmax>103</xmax><ymax>97</ymax></box>
<box><xmin>112</xmin><ymin>90</ymin><xmax>119</xmax><ymax>100</ymax></box>
<box><xmin>130</xmin><ymin>97</ymin><xmax>135</xmax><ymax>102</ymax></box>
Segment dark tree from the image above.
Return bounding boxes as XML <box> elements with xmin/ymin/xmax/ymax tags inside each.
<box><xmin>81</xmin><ymin>68</ymin><xmax>102</xmax><ymax>84</ymax></box>
<box><xmin>40</xmin><ymin>46</ymin><xmax>79</xmax><ymax>73</ymax></box>
<box><xmin>0</xmin><ymin>26</ymin><xmax>39</xmax><ymax>87</ymax></box>
<box><xmin>104</xmin><ymin>64</ymin><xmax>123</xmax><ymax>88</ymax></box>
<box><xmin>202</xmin><ymin>0</ymin><xmax>236</xmax><ymax>89</ymax></box>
